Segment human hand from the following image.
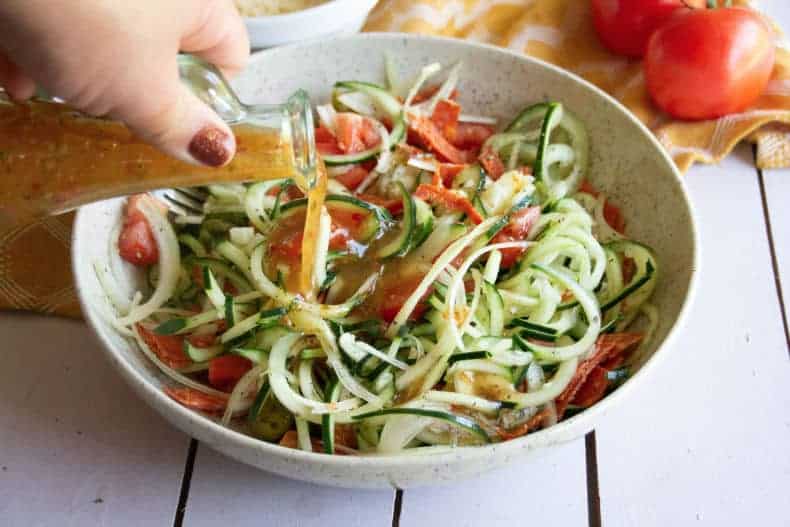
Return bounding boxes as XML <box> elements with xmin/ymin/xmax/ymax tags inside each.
<box><xmin>0</xmin><ymin>0</ymin><xmax>249</xmax><ymax>166</ymax></box>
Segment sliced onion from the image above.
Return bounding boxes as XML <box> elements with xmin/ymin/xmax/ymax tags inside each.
<box><xmin>387</xmin><ymin>217</ymin><xmax>499</xmax><ymax>338</ymax></box>
<box><xmin>404</xmin><ymin>62</ymin><xmax>442</xmax><ymax>110</ymax></box>
<box><xmin>445</xmin><ymin>241</ymin><xmax>532</xmax><ymax>350</ymax></box>
<box><xmin>339</xmin><ymin>333</ymin><xmax>408</xmax><ymax>370</ymax></box>
<box><xmin>407</xmin><ymin>156</ymin><xmax>438</xmax><ymax>172</ymax></box>
<box><xmin>133</xmin><ymin>325</ymin><xmax>229</xmax><ymax>400</ymax></box>
<box><xmin>526</xmin><ymin>264</ymin><xmax>601</xmax><ymax>362</ymax></box>
<box><xmin>269</xmin><ymin>332</ymin><xmax>362</xmax><ymax>418</ymax></box>
<box><xmin>316</xmin><ymin>103</ymin><xmax>338</xmax><ymax>133</ymax></box>
<box><xmin>459</xmin><ymin>114</ymin><xmax>498</xmax><ymax>125</ymax></box>
<box><xmin>290</xmin><ymin>310</ymin><xmax>382</xmax><ymax>405</ymax></box>
<box><xmin>221</xmin><ymin>366</ymin><xmax>264</xmax><ymax>425</ymax></box>
<box><xmin>504</xmin><ymin>357</ymin><xmax>579</xmax><ymax>408</ymax></box>
<box><xmin>118</xmin><ymin>196</ymin><xmax>180</xmax><ymax>326</ymax></box>
<box><xmin>424</xmin><ymin>390</ymin><xmax>502</xmax><ymax>415</ymax></box>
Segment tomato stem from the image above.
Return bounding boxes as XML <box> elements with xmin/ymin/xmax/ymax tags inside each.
<box><xmin>706</xmin><ymin>0</ymin><xmax>716</xmax><ymax>7</ymax></box>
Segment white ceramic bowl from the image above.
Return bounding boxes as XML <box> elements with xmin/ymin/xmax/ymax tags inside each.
<box><xmin>241</xmin><ymin>0</ymin><xmax>378</xmax><ymax>49</ymax></box>
<box><xmin>72</xmin><ymin>34</ymin><xmax>699</xmax><ymax>489</ymax></box>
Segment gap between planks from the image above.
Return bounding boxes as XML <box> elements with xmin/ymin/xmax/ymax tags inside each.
<box><xmin>391</xmin><ymin>488</ymin><xmax>404</xmax><ymax>527</ymax></box>
<box><xmin>754</xmin><ymin>146</ymin><xmax>790</xmax><ymax>358</ymax></box>
<box><xmin>585</xmin><ymin>432</ymin><xmax>602</xmax><ymax>527</ymax></box>
<box><xmin>173</xmin><ymin>439</ymin><xmax>199</xmax><ymax>527</ymax></box>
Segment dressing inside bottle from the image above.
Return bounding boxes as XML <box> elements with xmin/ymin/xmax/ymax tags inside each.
<box><xmin>0</xmin><ymin>55</ymin><xmax>317</xmax><ymax>224</ymax></box>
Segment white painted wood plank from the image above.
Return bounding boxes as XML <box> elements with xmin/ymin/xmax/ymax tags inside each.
<box><xmin>762</xmin><ymin>167</ymin><xmax>790</xmax><ymax>325</ymax></box>
<box><xmin>0</xmin><ymin>315</ymin><xmax>189</xmax><ymax>527</ymax></box>
<box><xmin>399</xmin><ymin>439</ymin><xmax>588</xmax><ymax>527</ymax></box>
<box><xmin>758</xmin><ymin>0</ymin><xmax>790</xmax><ymax>27</ymax></box>
<box><xmin>595</xmin><ymin>146</ymin><xmax>790</xmax><ymax>527</ymax></box>
<box><xmin>183</xmin><ymin>445</ymin><xmax>395</xmax><ymax>527</ymax></box>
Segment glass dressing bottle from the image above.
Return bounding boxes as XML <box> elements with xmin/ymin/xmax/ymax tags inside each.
<box><xmin>0</xmin><ymin>55</ymin><xmax>317</xmax><ymax>224</ymax></box>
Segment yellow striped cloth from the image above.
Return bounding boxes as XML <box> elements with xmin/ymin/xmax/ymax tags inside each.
<box><xmin>365</xmin><ymin>0</ymin><xmax>790</xmax><ymax>171</ymax></box>
<box><xmin>2</xmin><ymin>0</ymin><xmax>789</xmax><ymax>318</ymax></box>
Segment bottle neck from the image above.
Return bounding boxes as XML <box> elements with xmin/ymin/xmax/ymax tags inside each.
<box><xmin>177</xmin><ymin>55</ymin><xmax>317</xmax><ymax>187</ymax></box>
<box><xmin>282</xmin><ymin>90</ymin><xmax>317</xmax><ymax>187</ymax></box>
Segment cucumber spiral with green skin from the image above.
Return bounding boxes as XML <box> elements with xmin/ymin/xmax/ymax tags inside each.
<box><xmin>98</xmin><ymin>60</ymin><xmax>658</xmax><ymax>455</ymax></box>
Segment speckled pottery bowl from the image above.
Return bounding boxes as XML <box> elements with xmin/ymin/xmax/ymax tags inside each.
<box><xmin>72</xmin><ymin>34</ymin><xmax>698</xmax><ymax>489</ymax></box>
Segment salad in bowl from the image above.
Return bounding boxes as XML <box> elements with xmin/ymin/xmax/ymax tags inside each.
<box><xmin>73</xmin><ymin>34</ymin><xmax>695</xmax><ymax>488</ymax></box>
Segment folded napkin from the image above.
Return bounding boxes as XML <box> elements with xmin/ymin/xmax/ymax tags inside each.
<box><xmin>2</xmin><ymin>0</ymin><xmax>789</xmax><ymax>318</ymax></box>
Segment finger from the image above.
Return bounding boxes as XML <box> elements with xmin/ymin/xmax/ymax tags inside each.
<box><xmin>0</xmin><ymin>52</ymin><xmax>36</xmax><ymax>101</ymax></box>
<box><xmin>110</xmin><ymin>60</ymin><xmax>236</xmax><ymax>167</ymax></box>
<box><xmin>181</xmin><ymin>0</ymin><xmax>249</xmax><ymax>78</ymax></box>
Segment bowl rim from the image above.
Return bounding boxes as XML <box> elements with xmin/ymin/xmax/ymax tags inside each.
<box><xmin>239</xmin><ymin>0</ymin><xmax>378</xmax><ymax>22</ymax></box>
<box><xmin>72</xmin><ymin>32</ymin><xmax>699</xmax><ymax>470</ymax></box>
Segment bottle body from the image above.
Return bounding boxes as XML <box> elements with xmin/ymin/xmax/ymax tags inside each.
<box><xmin>0</xmin><ymin>54</ymin><xmax>316</xmax><ymax>224</ymax></box>
<box><xmin>0</xmin><ymin>92</ymin><xmax>314</xmax><ymax>224</ymax></box>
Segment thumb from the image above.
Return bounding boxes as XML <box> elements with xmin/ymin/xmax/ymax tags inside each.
<box><xmin>111</xmin><ymin>66</ymin><xmax>236</xmax><ymax>167</ymax></box>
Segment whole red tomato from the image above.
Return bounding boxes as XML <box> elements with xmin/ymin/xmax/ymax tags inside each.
<box><xmin>645</xmin><ymin>7</ymin><xmax>775</xmax><ymax>120</ymax></box>
<box><xmin>591</xmin><ymin>0</ymin><xmax>699</xmax><ymax>58</ymax></box>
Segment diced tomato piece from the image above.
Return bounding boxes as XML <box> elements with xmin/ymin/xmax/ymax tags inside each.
<box><xmin>596</xmin><ymin>333</ymin><xmax>643</xmax><ymax>368</ymax></box>
<box><xmin>604</xmin><ymin>201</ymin><xmax>626</xmax><ymax>234</ymax></box>
<box><xmin>317</xmin><ymin>141</ymin><xmax>343</xmax><ymax>155</ymax></box>
<box><xmin>379</xmin><ymin>276</ymin><xmax>431</xmax><ymax>323</ymax></box>
<box><xmin>496</xmin><ymin>409</ymin><xmax>548</xmax><ymax>440</ymax></box>
<box><xmin>315</xmin><ymin>126</ymin><xmax>343</xmax><ymax>155</ymax></box>
<box><xmin>279</xmin><ymin>430</ymin><xmax>317</xmax><ymax>451</ymax></box>
<box><xmin>335</xmin><ymin>113</ymin><xmax>380</xmax><ymax>154</ymax></box>
<box><xmin>278</xmin><ymin>430</ymin><xmax>354</xmax><ymax>455</ymax></box>
<box><xmin>271</xmin><ymin>230</ymin><xmax>304</xmax><ymax>264</ymax></box>
<box><xmin>315</xmin><ymin>126</ymin><xmax>336</xmax><ymax>143</ymax></box>
<box><xmin>408</xmin><ymin>114</ymin><xmax>471</xmax><ymax>164</ymax></box>
<box><xmin>164</xmin><ymin>387</ymin><xmax>227</xmax><ymax>413</ymax></box>
<box><xmin>414</xmin><ymin>184</ymin><xmax>483</xmax><ymax>224</ymax></box>
<box><xmin>265</xmin><ymin>184</ymin><xmax>304</xmax><ymax>202</ymax></box>
<box><xmin>355</xmin><ymin>193</ymin><xmax>404</xmax><ymax>216</ymax></box>
<box><xmin>208</xmin><ymin>355</ymin><xmax>253</xmax><ymax>392</ymax></box>
<box><xmin>431</xmin><ymin>99</ymin><xmax>461</xmax><ymax>136</ymax></box>
<box><xmin>478</xmin><ymin>146</ymin><xmax>505</xmax><ymax>180</ymax></box>
<box><xmin>118</xmin><ymin>195</ymin><xmax>161</xmax><ymax>266</ymax></box>
<box><xmin>411</xmin><ymin>86</ymin><xmax>459</xmax><ymax>104</ymax></box>
<box><xmin>329</xmin><ymin>227</ymin><xmax>351</xmax><ymax>250</ymax></box>
<box><xmin>578</xmin><ymin>179</ymin><xmax>600</xmax><ymax>197</ymax></box>
<box><xmin>448</xmin><ymin>123</ymin><xmax>495</xmax><ymax>152</ymax></box>
<box><xmin>571</xmin><ymin>366</ymin><xmax>609</xmax><ymax>408</ymax></box>
<box><xmin>555</xmin><ymin>333</ymin><xmax>642</xmax><ymax>415</ymax></box>
<box><xmin>270</xmin><ymin>206</ymin><xmax>366</xmax><ymax>257</ymax></box>
<box><xmin>435</xmin><ymin>163</ymin><xmax>466</xmax><ymax>187</ymax></box>
<box><xmin>330</xmin><ymin>207</ymin><xmax>367</xmax><ymax>240</ymax></box>
<box><xmin>119</xmin><ymin>220</ymin><xmax>158</xmax><ymax>266</ymax></box>
<box><xmin>223</xmin><ymin>282</ymin><xmax>239</xmax><ymax>296</ymax></box>
<box><xmin>577</xmin><ymin>180</ymin><xmax>625</xmax><ymax>233</ymax></box>
<box><xmin>334</xmin><ymin>165</ymin><xmax>369</xmax><ymax>191</ymax></box>
<box><xmin>622</xmin><ymin>256</ymin><xmax>637</xmax><ymax>284</ymax></box>
<box><xmin>335</xmin><ymin>424</ymin><xmax>358</xmax><ymax>449</ymax></box>
<box><xmin>396</xmin><ymin>143</ymin><xmax>425</xmax><ymax>158</ymax></box>
<box><xmin>126</xmin><ymin>194</ymin><xmax>167</xmax><ymax>222</ymax></box>
<box><xmin>187</xmin><ymin>332</ymin><xmax>217</xmax><ymax>348</ymax></box>
<box><xmin>491</xmin><ymin>206</ymin><xmax>541</xmax><ymax>268</ymax></box>
<box><xmin>137</xmin><ymin>324</ymin><xmax>190</xmax><ymax>369</ymax></box>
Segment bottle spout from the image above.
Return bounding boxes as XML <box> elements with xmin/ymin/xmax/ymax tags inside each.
<box><xmin>283</xmin><ymin>90</ymin><xmax>317</xmax><ymax>186</ymax></box>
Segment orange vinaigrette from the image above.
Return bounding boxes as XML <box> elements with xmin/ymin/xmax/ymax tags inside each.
<box><xmin>299</xmin><ymin>158</ymin><xmax>328</xmax><ymax>299</ymax></box>
<box><xmin>0</xmin><ymin>100</ymin><xmax>304</xmax><ymax>224</ymax></box>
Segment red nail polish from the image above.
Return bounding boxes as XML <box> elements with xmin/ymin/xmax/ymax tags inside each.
<box><xmin>188</xmin><ymin>126</ymin><xmax>232</xmax><ymax>167</ymax></box>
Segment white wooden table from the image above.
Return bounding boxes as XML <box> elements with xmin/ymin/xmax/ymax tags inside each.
<box><xmin>3</xmin><ymin>4</ymin><xmax>790</xmax><ymax>525</ymax></box>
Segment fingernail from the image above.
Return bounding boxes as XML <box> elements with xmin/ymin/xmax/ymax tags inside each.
<box><xmin>188</xmin><ymin>126</ymin><xmax>233</xmax><ymax>167</ymax></box>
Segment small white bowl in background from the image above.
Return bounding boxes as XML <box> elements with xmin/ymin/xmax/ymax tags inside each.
<box><xmin>242</xmin><ymin>0</ymin><xmax>379</xmax><ymax>49</ymax></box>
